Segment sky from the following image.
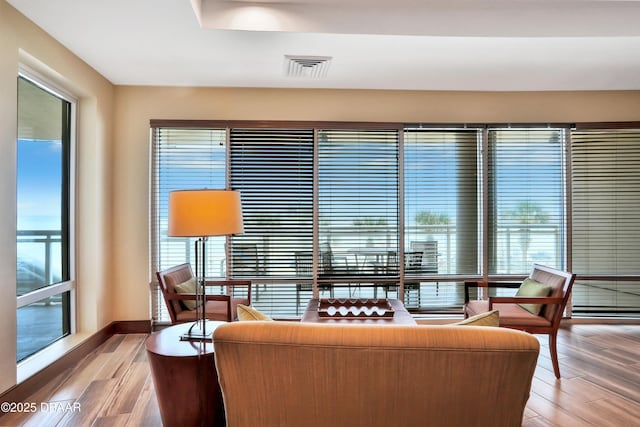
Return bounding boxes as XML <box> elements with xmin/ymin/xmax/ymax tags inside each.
<box><xmin>16</xmin><ymin>138</ymin><xmax>62</xmax><ymax>231</ymax></box>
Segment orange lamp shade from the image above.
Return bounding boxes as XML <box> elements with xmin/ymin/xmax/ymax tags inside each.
<box><xmin>168</xmin><ymin>189</ymin><xmax>244</xmax><ymax>237</ymax></box>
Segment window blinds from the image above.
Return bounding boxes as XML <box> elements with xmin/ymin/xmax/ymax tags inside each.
<box><xmin>403</xmin><ymin>129</ymin><xmax>481</xmax><ymax>310</ymax></box>
<box><xmin>404</xmin><ymin>129</ymin><xmax>481</xmax><ymax>275</ymax></box>
<box><xmin>149</xmin><ymin>121</ymin><xmax>640</xmax><ymax>319</ymax></box>
<box><xmin>150</xmin><ymin>128</ymin><xmax>227</xmax><ymax>323</ymax></box>
<box><xmin>317</xmin><ymin>129</ymin><xmax>399</xmax><ymax>278</ymax></box>
<box><xmin>571</xmin><ymin>129</ymin><xmax>640</xmax><ymax>316</ymax></box>
<box><xmin>229</xmin><ymin>128</ymin><xmax>314</xmax><ymax>279</ymax></box>
<box><xmin>487</xmin><ymin>128</ymin><xmax>567</xmax><ymax>275</ymax></box>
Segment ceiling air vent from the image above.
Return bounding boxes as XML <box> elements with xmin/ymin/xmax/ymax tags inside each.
<box><xmin>284</xmin><ymin>55</ymin><xmax>332</xmax><ymax>78</ymax></box>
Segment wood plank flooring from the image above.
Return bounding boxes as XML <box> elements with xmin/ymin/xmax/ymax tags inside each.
<box><xmin>0</xmin><ymin>324</ymin><xmax>638</xmax><ymax>426</ymax></box>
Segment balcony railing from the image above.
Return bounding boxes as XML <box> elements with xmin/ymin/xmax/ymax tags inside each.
<box><xmin>157</xmin><ymin>223</ymin><xmax>562</xmax><ymax>278</ymax></box>
<box><xmin>17</xmin><ymin>229</ymin><xmax>62</xmax><ymax>296</ymax></box>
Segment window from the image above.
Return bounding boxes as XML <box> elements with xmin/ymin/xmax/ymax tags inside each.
<box><xmin>404</xmin><ymin>129</ymin><xmax>481</xmax><ymax>309</ymax></box>
<box><xmin>487</xmin><ymin>128</ymin><xmax>567</xmax><ymax>274</ymax></box>
<box><xmin>16</xmin><ymin>74</ymin><xmax>74</xmax><ymax>361</ymax></box>
<box><xmin>229</xmin><ymin>128</ymin><xmax>314</xmax><ymax>315</ymax></box>
<box><xmin>571</xmin><ymin>128</ymin><xmax>640</xmax><ymax>316</ymax></box>
<box><xmin>150</xmin><ymin>121</ymin><xmax>638</xmax><ymax>319</ymax></box>
<box><xmin>318</xmin><ymin>129</ymin><xmax>399</xmax><ymax>286</ymax></box>
<box><xmin>150</xmin><ymin>127</ymin><xmax>227</xmax><ymax>321</ymax></box>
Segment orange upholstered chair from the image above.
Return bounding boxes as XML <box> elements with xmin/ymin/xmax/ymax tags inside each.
<box><xmin>156</xmin><ymin>263</ymin><xmax>251</xmax><ymax>323</ymax></box>
<box><xmin>464</xmin><ymin>263</ymin><xmax>575</xmax><ymax>378</ymax></box>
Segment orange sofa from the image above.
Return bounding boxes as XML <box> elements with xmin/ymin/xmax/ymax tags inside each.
<box><xmin>213</xmin><ymin>321</ymin><xmax>540</xmax><ymax>427</ymax></box>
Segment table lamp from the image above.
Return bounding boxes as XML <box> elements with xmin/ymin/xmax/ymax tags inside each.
<box><xmin>168</xmin><ymin>189</ymin><xmax>243</xmax><ymax>340</ymax></box>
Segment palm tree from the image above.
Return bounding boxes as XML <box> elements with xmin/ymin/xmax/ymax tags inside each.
<box><xmin>415</xmin><ymin>211</ymin><xmax>450</xmax><ymax>238</ymax></box>
<box><xmin>415</xmin><ymin>211</ymin><xmax>450</xmax><ymax>226</ymax></box>
<box><xmin>505</xmin><ymin>201</ymin><xmax>548</xmax><ymax>267</ymax></box>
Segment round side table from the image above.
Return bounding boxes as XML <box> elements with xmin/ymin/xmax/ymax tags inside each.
<box><xmin>145</xmin><ymin>321</ymin><xmax>226</xmax><ymax>427</ymax></box>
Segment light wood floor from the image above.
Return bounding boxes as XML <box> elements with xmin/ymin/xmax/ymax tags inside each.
<box><xmin>0</xmin><ymin>323</ymin><xmax>638</xmax><ymax>427</ymax></box>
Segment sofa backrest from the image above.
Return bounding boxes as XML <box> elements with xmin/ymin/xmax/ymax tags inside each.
<box><xmin>213</xmin><ymin>321</ymin><xmax>540</xmax><ymax>427</ymax></box>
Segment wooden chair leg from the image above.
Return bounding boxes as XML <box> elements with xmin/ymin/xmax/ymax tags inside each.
<box><xmin>549</xmin><ymin>332</ymin><xmax>561</xmax><ymax>379</ymax></box>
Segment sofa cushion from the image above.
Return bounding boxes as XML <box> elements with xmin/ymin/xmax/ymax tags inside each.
<box><xmin>516</xmin><ymin>278</ymin><xmax>551</xmax><ymax>315</ymax></box>
<box><xmin>237</xmin><ymin>304</ymin><xmax>273</xmax><ymax>321</ymax></box>
<box><xmin>174</xmin><ymin>277</ymin><xmax>198</xmax><ymax>310</ymax></box>
<box><xmin>454</xmin><ymin>309</ymin><xmax>499</xmax><ymax>327</ymax></box>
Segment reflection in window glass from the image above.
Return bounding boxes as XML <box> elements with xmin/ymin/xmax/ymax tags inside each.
<box><xmin>17</xmin><ymin>292</ymin><xmax>70</xmax><ymax>361</ymax></box>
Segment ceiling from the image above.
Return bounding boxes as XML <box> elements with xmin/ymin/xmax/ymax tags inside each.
<box><xmin>8</xmin><ymin>0</ymin><xmax>640</xmax><ymax>91</ymax></box>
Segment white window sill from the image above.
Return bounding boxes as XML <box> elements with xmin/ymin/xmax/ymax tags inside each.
<box><xmin>17</xmin><ymin>332</ymin><xmax>92</xmax><ymax>384</ymax></box>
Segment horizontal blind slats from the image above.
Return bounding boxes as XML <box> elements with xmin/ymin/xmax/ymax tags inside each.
<box><xmin>230</xmin><ymin>129</ymin><xmax>314</xmax><ymax>283</ymax></box>
<box><xmin>318</xmin><ymin>129</ymin><xmax>399</xmax><ymax>277</ymax></box>
<box><xmin>571</xmin><ymin>129</ymin><xmax>640</xmax><ymax>316</ymax></box>
<box><xmin>487</xmin><ymin>129</ymin><xmax>566</xmax><ymax>275</ymax></box>
<box><xmin>404</xmin><ymin>130</ymin><xmax>480</xmax><ymax>287</ymax></box>
<box><xmin>151</xmin><ymin>128</ymin><xmax>227</xmax><ymax>322</ymax></box>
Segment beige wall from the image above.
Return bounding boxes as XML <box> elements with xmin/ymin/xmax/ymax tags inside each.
<box><xmin>3</xmin><ymin>0</ymin><xmax>640</xmax><ymax>395</ymax></box>
<box><xmin>0</xmin><ymin>1</ymin><xmax>114</xmax><ymax>393</ymax></box>
<box><xmin>112</xmin><ymin>86</ymin><xmax>640</xmax><ymax>321</ymax></box>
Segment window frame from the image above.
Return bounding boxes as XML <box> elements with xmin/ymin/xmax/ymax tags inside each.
<box><xmin>16</xmin><ymin>66</ymin><xmax>77</xmax><ymax>361</ymax></box>
<box><xmin>149</xmin><ymin>120</ymin><xmax>640</xmax><ymax>319</ymax></box>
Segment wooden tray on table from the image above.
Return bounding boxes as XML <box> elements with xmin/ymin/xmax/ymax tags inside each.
<box><xmin>317</xmin><ymin>298</ymin><xmax>395</xmax><ymax>318</ymax></box>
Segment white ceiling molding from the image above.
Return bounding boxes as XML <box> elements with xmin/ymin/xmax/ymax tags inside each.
<box><xmin>7</xmin><ymin>0</ymin><xmax>640</xmax><ymax>90</ymax></box>
<box><xmin>193</xmin><ymin>0</ymin><xmax>640</xmax><ymax>36</ymax></box>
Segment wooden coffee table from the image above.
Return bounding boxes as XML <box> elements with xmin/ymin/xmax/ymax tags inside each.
<box><xmin>301</xmin><ymin>298</ymin><xmax>416</xmax><ymax>325</ymax></box>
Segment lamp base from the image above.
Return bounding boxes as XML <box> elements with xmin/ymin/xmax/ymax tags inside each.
<box><xmin>179</xmin><ymin>320</ymin><xmax>220</xmax><ymax>341</ymax></box>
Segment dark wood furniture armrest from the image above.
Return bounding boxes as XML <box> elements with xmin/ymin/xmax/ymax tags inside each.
<box><xmin>204</xmin><ymin>294</ymin><xmax>233</xmax><ymax>302</ymax></box>
<box><xmin>204</xmin><ymin>279</ymin><xmax>252</xmax><ymax>301</ymax></box>
<box><xmin>165</xmin><ymin>293</ymin><xmax>231</xmax><ymax>302</ymax></box>
<box><xmin>167</xmin><ymin>293</ymin><xmax>231</xmax><ymax>301</ymax></box>
<box><xmin>485</xmin><ymin>282</ymin><xmax>522</xmax><ymax>288</ymax></box>
<box><xmin>204</xmin><ymin>279</ymin><xmax>252</xmax><ymax>287</ymax></box>
<box><xmin>464</xmin><ymin>281</ymin><xmax>481</xmax><ymax>303</ymax></box>
<box><xmin>464</xmin><ymin>280</ymin><xmax>521</xmax><ymax>302</ymax></box>
<box><xmin>165</xmin><ymin>293</ymin><xmax>198</xmax><ymax>301</ymax></box>
<box><xmin>489</xmin><ymin>296</ymin><xmax>564</xmax><ymax>309</ymax></box>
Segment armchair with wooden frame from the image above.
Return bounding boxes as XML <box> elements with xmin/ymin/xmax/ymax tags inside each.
<box><xmin>157</xmin><ymin>263</ymin><xmax>252</xmax><ymax>324</ymax></box>
<box><xmin>464</xmin><ymin>263</ymin><xmax>575</xmax><ymax>379</ymax></box>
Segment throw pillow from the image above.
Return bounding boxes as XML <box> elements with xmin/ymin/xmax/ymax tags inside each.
<box><xmin>174</xmin><ymin>277</ymin><xmax>198</xmax><ymax>310</ymax></box>
<box><xmin>516</xmin><ymin>278</ymin><xmax>552</xmax><ymax>315</ymax></box>
<box><xmin>237</xmin><ymin>304</ymin><xmax>273</xmax><ymax>321</ymax></box>
<box><xmin>453</xmin><ymin>310</ymin><xmax>499</xmax><ymax>327</ymax></box>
